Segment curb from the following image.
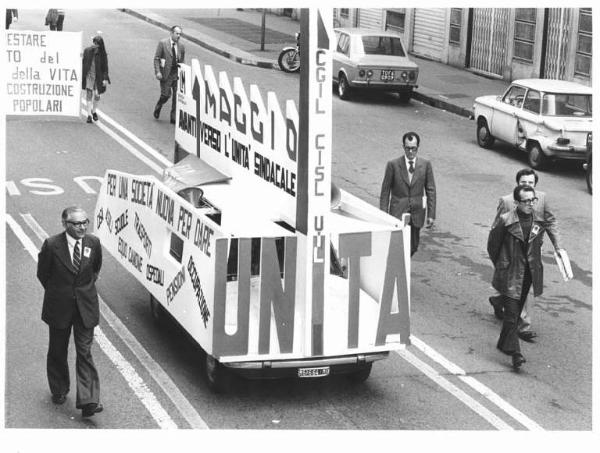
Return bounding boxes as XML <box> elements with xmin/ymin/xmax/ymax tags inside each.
<box><xmin>122</xmin><ymin>8</ymin><xmax>474</xmax><ymax>119</ymax></box>
<box><xmin>120</xmin><ymin>9</ymin><xmax>279</xmax><ymax>70</ymax></box>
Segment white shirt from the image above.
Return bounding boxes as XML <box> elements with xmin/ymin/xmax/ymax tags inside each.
<box><xmin>404</xmin><ymin>155</ymin><xmax>417</xmax><ymax>183</ymax></box>
<box><xmin>65</xmin><ymin>233</ymin><xmax>81</xmax><ymax>264</ymax></box>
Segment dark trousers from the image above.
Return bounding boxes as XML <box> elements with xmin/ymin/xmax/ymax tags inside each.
<box><xmin>497</xmin><ymin>268</ymin><xmax>532</xmax><ymax>355</ymax></box>
<box><xmin>410</xmin><ymin>224</ymin><xmax>421</xmax><ymax>256</ymax></box>
<box><xmin>49</xmin><ymin>14</ymin><xmax>64</xmax><ymax>31</ymax></box>
<box><xmin>156</xmin><ymin>71</ymin><xmax>178</xmax><ymax>121</ymax></box>
<box><xmin>47</xmin><ymin>308</ymin><xmax>99</xmax><ymax>408</ymax></box>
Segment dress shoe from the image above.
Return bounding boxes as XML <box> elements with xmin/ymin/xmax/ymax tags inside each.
<box><xmin>86</xmin><ymin>115</ymin><xmax>93</xmax><ymax>123</ymax></box>
<box><xmin>92</xmin><ymin>112</ymin><xmax>98</xmax><ymax>121</ymax></box>
<box><xmin>170</xmin><ymin>118</ymin><xmax>176</xmax><ymax>124</ymax></box>
<box><xmin>488</xmin><ymin>296</ymin><xmax>503</xmax><ymax>320</ymax></box>
<box><xmin>153</xmin><ymin>104</ymin><xmax>161</xmax><ymax>119</ymax></box>
<box><xmin>51</xmin><ymin>394</ymin><xmax>66</xmax><ymax>405</ymax></box>
<box><xmin>518</xmin><ymin>331</ymin><xmax>537</xmax><ymax>342</ymax></box>
<box><xmin>512</xmin><ymin>353</ymin><xmax>526</xmax><ymax>370</ymax></box>
<box><xmin>82</xmin><ymin>402</ymin><xmax>103</xmax><ymax>417</ymax></box>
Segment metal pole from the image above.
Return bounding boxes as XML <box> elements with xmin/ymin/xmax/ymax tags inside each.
<box><xmin>260</xmin><ymin>9</ymin><xmax>266</xmax><ymax>51</ymax></box>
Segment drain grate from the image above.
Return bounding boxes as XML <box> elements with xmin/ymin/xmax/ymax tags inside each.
<box><xmin>186</xmin><ymin>17</ymin><xmax>296</xmax><ymax>45</ymax></box>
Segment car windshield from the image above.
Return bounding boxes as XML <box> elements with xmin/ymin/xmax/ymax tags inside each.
<box><xmin>361</xmin><ymin>36</ymin><xmax>405</xmax><ymax>56</ymax></box>
<box><xmin>542</xmin><ymin>93</ymin><xmax>592</xmax><ymax>117</ymax></box>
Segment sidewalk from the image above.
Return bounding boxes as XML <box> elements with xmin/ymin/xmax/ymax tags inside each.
<box><xmin>122</xmin><ymin>8</ymin><xmax>511</xmax><ymax>119</ymax></box>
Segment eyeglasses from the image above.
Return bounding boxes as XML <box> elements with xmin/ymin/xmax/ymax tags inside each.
<box><xmin>404</xmin><ymin>146</ymin><xmax>418</xmax><ymax>151</ymax></box>
<box><xmin>518</xmin><ymin>197</ymin><xmax>538</xmax><ymax>205</ymax></box>
<box><xmin>67</xmin><ymin>219</ymin><xmax>89</xmax><ymax>227</ymax></box>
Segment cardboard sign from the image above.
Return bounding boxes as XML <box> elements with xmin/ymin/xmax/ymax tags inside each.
<box><xmin>4</xmin><ymin>30</ymin><xmax>82</xmax><ymax>116</ymax></box>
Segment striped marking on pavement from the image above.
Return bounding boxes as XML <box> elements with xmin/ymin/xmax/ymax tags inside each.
<box><xmin>6</xmin><ymin>213</ymin><xmax>209</xmax><ymax>429</ymax></box>
<box><xmin>410</xmin><ymin>335</ymin><xmax>544</xmax><ymax>431</ymax></box>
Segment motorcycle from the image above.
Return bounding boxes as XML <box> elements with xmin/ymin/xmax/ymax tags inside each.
<box><xmin>278</xmin><ymin>32</ymin><xmax>300</xmax><ymax>73</ymax></box>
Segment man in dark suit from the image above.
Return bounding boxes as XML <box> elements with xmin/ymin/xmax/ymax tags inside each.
<box><xmin>37</xmin><ymin>207</ymin><xmax>103</xmax><ymax>417</ymax></box>
<box><xmin>380</xmin><ymin>131</ymin><xmax>436</xmax><ymax>256</ymax></box>
<box><xmin>153</xmin><ymin>25</ymin><xmax>185</xmax><ymax>124</ymax></box>
<box><xmin>488</xmin><ymin>168</ymin><xmax>563</xmax><ymax>342</ymax></box>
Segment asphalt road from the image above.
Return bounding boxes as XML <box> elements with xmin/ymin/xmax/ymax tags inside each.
<box><xmin>4</xmin><ymin>8</ymin><xmax>593</xmax><ymax>439</ymax></box>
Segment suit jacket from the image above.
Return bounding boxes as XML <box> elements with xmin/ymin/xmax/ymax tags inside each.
<box><xmin>153</xmin><ymin>38</ymin><xmax>185</xmax><ymax>80</ymax></box>
<box><xmin>379</xmin><ymin>156</ymin><xmax>436</xmax><ymax>228</ymax></box>
<box><xmin>82</xmin><ymin>45</ymin><xmax>110</xmax><ymax>91</ymax></box>
<box><xmin>487</xmin><ymin>209</ymin><xmax>545</xmax><ymax>299</ymax></box>
<box><xmin>492</xmin><ymin>190</ymin><xmax>561</xmax><ymax>250</ymax></box>
<box><xmin>37</xmin><ymin>232</ymin><xmax>102</xmax><ymax>329</ymax></box>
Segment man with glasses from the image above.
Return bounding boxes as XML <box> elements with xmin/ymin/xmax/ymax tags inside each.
<box><xmin>488</xmin><ymin>185</ymin><xmax>546</xmax><ymax>370</ymax></box>
<box><xmin>37</xmin><ymin>206</ymin><xmax>103</xmax><ymax>417</ymax></box>
<box><xmin>380</xmin><ymin>131</ymin><xmax>436</xmax><ymax>256</ymax></box>
<box><xmin>488</xmin><ymin>168</ymin><xmax>562</xmax><ymax>342</ymax></box>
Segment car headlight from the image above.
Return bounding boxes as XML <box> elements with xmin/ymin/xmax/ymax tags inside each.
<box><xmin>409</xmin><ymin>71</ymin><xmax>416</xmax><ymax>81</ymax></box>
<box><xmin>366</xmin><ymin>70</ymin><xmax>373</xmax><ymax>78</ymax></box>
<box><xmin>400</xmin><ymin>71</ymin><xmax>408</xmax><ymax>81</ymax></box>
<box><xmin>587</xmin><ymin>132</ymin><xmax>592</xmax><ymax>150</ymax></box>
<box><xmin>359</xmin><ymin>69</ymin><xmax>365</xmax><ymax>77</ymax></box>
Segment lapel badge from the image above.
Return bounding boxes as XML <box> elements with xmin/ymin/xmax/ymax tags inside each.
<box><xmin>83</xmin><ymin>246</ymin><xmax>91</xmax><ymax>258</ymax></box>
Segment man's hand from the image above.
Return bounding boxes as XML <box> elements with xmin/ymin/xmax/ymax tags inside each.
<box><xmin>156</xmin><ymin>72</ymin><xmax>162</xmax><ymax>81</ymax></box>
<box><xmin>426</xmin><ymin>217</ymin><xmax>435</xmax><ymax>228</ymax></box>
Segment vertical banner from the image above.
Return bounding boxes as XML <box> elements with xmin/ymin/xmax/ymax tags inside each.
<box><xmin>297</xmin><ymin>8</ymin><xmax>333</xmax><ymax>356</ymax></box>
<box><xmin>4</xmin><ymin>30</ymin><xmax>82</xmax><ymax>116</ymax></box>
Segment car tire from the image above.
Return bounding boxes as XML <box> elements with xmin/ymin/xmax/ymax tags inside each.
<box><xmin>586</xmin><ymin>157</ymin><xmax>592</xmax><ymax>195</ymax></box>
<box><xmin>527</xmin><ymin>142</ymin><xmax>549</xmax><ymax>170</ymax></box>
<box><xmin>476</xmin><ymin>119</ymin><xmax>495</xmax><ymax>149</ymax></box>
<box><xmin>204</xmin><ymin>353</ymin><xmax>230</xmax><ymax>393</ymax></box>
<box><xmin>346</xmin><ymin>363</ymin><xmax>372</xmax><ymax>383</ymax></box>
<box><xmin>338</xmin><ymin>74</ymin><xmax>351</xmax><ymax>100</ymax></box>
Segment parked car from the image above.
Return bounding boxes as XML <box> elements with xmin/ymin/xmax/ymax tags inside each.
<box><xmin>473</xmin><ymin>79</ymin><xmax>592</xmax><ymax>170</ymax></box>
<box><xmin>333</xmin><ymin>28</ymin><xmax>418</xmax><ymax>102</ymax></box>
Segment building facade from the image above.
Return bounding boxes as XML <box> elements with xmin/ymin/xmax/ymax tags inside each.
<box><xmin>333</xmin><ymin>7</ymin><xmax>592</xmax><ymax>86</ymax></box>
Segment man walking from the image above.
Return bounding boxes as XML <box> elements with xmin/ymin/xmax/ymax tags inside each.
<box><xmin>487</xmin><ymin>185</ymin><xmax>546</xmax><ymax>370</ymax></box>
<box><xmin>153</xmin><ymin>25</ymin><xmax>185</xmax><ymax>124</ymax></box>
<box><xmin>380</xmin><ymin>131</ymin><xmax>436</xmax><ymax>256</ymax></box>
<box><xmin>37</xmin><ymin>207</ymin><xmax>103</xmax><ymax>417</ymax></box>
<box><xmin>489</xmin><ymin>168</ymin><xmax>563</xmax><ymax>342</ymax></box>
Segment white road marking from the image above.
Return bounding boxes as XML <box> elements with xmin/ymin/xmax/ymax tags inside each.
<box><xmin>79</xmin><ymin>108</ymin><xmax>165</xmax><ymax>174</ymax></box>
<box><xmin>396</xmin><ymin>348</ymin><xmax>514</xmax><ymax>430</ymax></box>
<box><xmin>410</xmin><ymin>335</ymin><xmax>545</xmax><ymax>431</ymax></box>
<box><xmin>95</xmin><ymin>108</ymin><xmax>173</xmax><ymax>167</ymax></box>
<box><xmin>5</xmin><ymin>181</ymin><xmax>21</xmax><ymax>196</ymax></box>
<box><xmin>6</xmin><ymin>213</ymin><xmax>209</xmax><ymax>429</ymax></box>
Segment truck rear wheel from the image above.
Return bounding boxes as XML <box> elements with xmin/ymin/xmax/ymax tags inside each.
<box><xmin>204</xmin><ymin>353</ymin><xmax>230</xmax><ymax>393</ymax></box>
<box><xmin>346</xmin><ymin>363</ymin><xmax>372</xmax><ymax>383</ymax></box>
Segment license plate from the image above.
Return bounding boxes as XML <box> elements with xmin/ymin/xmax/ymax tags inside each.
<box><xmin>298</xmin><ymin>366</ymin><xmax>330</xmax><ymax>378</ymax></box>
<box><xmin>381</xmin><ymin>70</ymin><xmax>395</xmax><ymax>81</ymax></box>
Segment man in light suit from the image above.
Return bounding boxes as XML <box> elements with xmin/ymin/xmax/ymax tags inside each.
<box><xmin>37</xmin><ymin>207</ymin><xmax>103</xmax><ymax>417</ymax></box>
<box><xmin>380</xmin><ymin>132</ymin><xmax>436</xmax><ymax>256</ymax></box>
<box><xmin>488</xmin><ymin>168</ymin><xmax>563</xmax><ymax>342</ymax></box>
<box><xmin>153</xmin><ymin>25</ymin><xmax>185</xmax><ymax>124</ymax></box>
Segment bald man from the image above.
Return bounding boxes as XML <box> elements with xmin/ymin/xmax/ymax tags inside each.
<box><xmin>380</xmin><ymin>131</ymin><xmax>436</xmax><ymax>256</ymax></box>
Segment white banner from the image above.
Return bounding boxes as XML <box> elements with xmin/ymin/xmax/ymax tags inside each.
<box><xmin>4</xmin><ymin>30</ymin><xmax>82</xmax><ymax>116</ymax></box>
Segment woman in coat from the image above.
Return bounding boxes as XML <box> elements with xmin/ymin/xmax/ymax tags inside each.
<box><xmin>487</xmin><ymin>185</ymin><xmax>546</xmax><ymax>370</ymax></box>
<box><xmin>82</xmin><ymin>34</ymin><xmax>110</xmax><ymax>123</ymax></box>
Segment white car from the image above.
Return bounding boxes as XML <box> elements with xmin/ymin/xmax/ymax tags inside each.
<box><xmin>473</xmin><ymin>79</ymin><xmax>592</xmax><ymax>169</ymax></box>
<box><xmin>333</xmin><ymin>28</ymin><xmax>419</xmax><ymax>102</ymax></box>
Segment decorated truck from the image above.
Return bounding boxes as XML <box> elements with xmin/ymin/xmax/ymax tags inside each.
<box><xmin>94</xmin><ymin>10</ymin><xmax>411</xmax><ymax>392</ymax></box>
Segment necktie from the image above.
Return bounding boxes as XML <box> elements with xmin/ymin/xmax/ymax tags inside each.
<box><xmin>73</xmin><ymin>240</ymin><xmax>81</xmax><ymax>271</ymax></box>
<box><xmin>172</xmin><ymin>43</ymin><xmax>177</xmax><ymax>63</ymax></box>
<box><xmin>408</xmin><ymin>160</ymin><xmax>415</xmax><ymax>174</ymax></box>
